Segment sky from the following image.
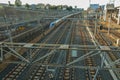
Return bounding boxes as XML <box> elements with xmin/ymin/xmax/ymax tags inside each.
<box><xmin>0</xmin><ymin>0</ymin><xmax>120</xmax><ymax>9</ymax></box>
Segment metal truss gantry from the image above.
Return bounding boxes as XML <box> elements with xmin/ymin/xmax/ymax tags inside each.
<box><xmin>0</xmin><ymin>42</ymin><xmax>120</xmax><ymax>70</ymax></box>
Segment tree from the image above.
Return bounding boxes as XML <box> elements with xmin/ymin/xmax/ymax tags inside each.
<box><xmin>15</xmin><ymin>0</ymin><xmax>22</xmax><ymax>7</ymax></box>
<box><xmin>75</xmin><ymin>6</ymin><xmax>77</xmax><ymax>9</ymax></box>
<box><xmin>8</xmin><ymin>1</ymin><xmax>14</xmax><ymax>6</ymax></box>
<box><xmin>25</xmin><ymin>3</ymin><xmax>30</xmax><ymax>9</ymax></box>
<box><xmin>57</xmin><ymin>5</ymin><xmax>62</xmax><ymax>9</ymax></box>
<box><xmin>67</xmin><ymin>6</ymin><xmax>73</xmax><ymax>11</ymax></box>
<box><xmin>49</xmin><ymin>5</ymin><xmax>57</xmax><ymax>10</ymax></box>
<box><xmin>8</xmin><ymin>1</ymin><xmax>11</xmax><ymax>6</ymax></box>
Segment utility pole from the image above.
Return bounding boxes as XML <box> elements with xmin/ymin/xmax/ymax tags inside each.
<box><xmin>8</xmin><ymin>23</ymin><xmax>13</xmax><ymax>43</ymax></box>
<box><xmin>94</xmin><ymin>13</ymin><xmax>97</xmax><ymax>35</ymax></box>
<box><xmin>89</xmin><ymin>0</ymin><xmax>91</xmax><ymax>7</ymax></box>
<box><xmin>104</xmin><ymin>6</ymin><xmax>107</xmax><ymax>21</ymax></box>
<box><xmin>108</xmin><ymin>17</ymin><xmax>111</xmax><ymax>35</ymax></box>
<box><xmin>117</xmin><ymin>8</ymin><xmax>120</xmax><ymax>25</ymax></box>
<box><xmin>3</xmin><ymin>7</ymin><xmax>13</xmax><ymax>43</ymax></box>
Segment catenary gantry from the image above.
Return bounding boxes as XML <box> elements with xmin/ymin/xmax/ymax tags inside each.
<box><xmin>0</xmin><ymin>11</ymin><xmax>120</xmax><ymax>80</ymax></box>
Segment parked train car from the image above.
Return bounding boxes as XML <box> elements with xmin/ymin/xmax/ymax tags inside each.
<box><xmin>16</xmin><ymin>26</ymin><xmax>25</xmax><ymax>31</ymax></box>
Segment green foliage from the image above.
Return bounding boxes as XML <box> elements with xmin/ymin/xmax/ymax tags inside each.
<box><xmin>25</xmin><ymin>3</ymin><xmax>30</xmax><ymax>9</ymax></box>
<box><xmin>8</xmin><ymin>1</ymin><xmax>11</xmax><ymax>6</ymax></box>
<box><xmin>49</xmin><ymin>5</ymin><xmax>57</xmax><ymax>10</ymax></box>
<box><xmin>15</xmin><ymin>0</ymin><xmax>22</xmax><ymax>7</ymax></box>
<box><xmin>8</xmin><ymin>1</ymin><xmax>14</xmax><ymax>6</ymax></box>
<box><xmin>66</xmin><ymin>6</ymin><xmax>73</xmax><ymax>11</ymax></box>
<box><xmin>75</xmin><ymin>6</ymin><xmax>77</xmax><ymax>8</ymax></box>
<box><xmin>49</xmin><ymin>5</ymin><xmax>73</xmax><ymax>10</ymax></box>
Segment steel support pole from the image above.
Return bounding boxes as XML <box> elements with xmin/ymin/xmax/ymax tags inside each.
<box><xmin>29</xmin><ymin>49</ymin><xmax>32</xmax><ymax>62</ymax></box>
<box><xmin>4</xmin><ymin>44</ymin><xmax>29</xmax><ymax>63</ymax></box>
<box><xmin>94</xmin><ymin>13</ymin><xmax>97</xmax><ymax>36</ymax></box>
<box><xmin>108</xmin><ymin>18</ymin><xmax>111</xmax><ymax>35</ymax></box>
<box><xmin>67</xmin><ymin>51</ymin><xmax>94</xmax><ymax>66</ymax></box>
<box><xmin>117</xmin><ymin>8</ymin><xmax>120</xmax><ymax>25</ymax></box>
<box><xmin>32</xmin><ymin>49</ymin><xmax>57</xmax><ymax>63</ymax></box>
<box><xmin>106</xmin><ymin>58</ymin><xmax>120</xmax><ymax>67</ymax></box>
<box><xmin>93</xmin><ymin>52</ymin><xmax>106</xmax><ymax>80</ymax></box>
<box><xmin>104</xmin><ymin>9</ymin><xmax>107</xmax><ymax>21</ymax></box>
<box><xmin>0</xmin><ymin>43</ymin><xmax>3</xmax><ymax>61</ymax></box>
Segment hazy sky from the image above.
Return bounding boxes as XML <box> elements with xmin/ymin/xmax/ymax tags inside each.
<box><xmin>0</xmin><ymin>0</ymin><xmax>120</xmax><ymax>9</ymax></box>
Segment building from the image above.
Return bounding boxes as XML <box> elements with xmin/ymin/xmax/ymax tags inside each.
<box><xmin>106</xmin><ymin>3</ymin><xmax>114</xmax><ymax>10</ymax></box>
<box><xmin>101</xmin><ymin>5</ymin><xmax>105</xmax><ymax>11</ymax></box>
<box><xmin>90</xmin><ymin>4</ymin><xmax>99</xmax><ymax>10</ymax></box>
<box><xmin>112</xmin><ymin>6</ymin><xmax>120</xmax><ymax>25</ymax></box>
<box><xmin>103</xmin><ymin>4</ymin><xmax>115</xmax><ymax>21</ymax></box>
<box><xmin>87</xmin><ymin>4</ymin><xmax>100</xmax><ymax>14</ymax></box>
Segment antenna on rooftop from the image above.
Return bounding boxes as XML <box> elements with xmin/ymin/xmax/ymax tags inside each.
<box><xmin>89</xmin><ymin>0</ymin><xmax>91</xmax><ymax>7</ymax></box>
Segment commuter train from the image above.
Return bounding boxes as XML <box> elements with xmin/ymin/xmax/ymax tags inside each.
<box><xmin>49</xmin><ymin>17</ymin><xmax>66</xmax><ymax>28</ymax></box>
<box><xmin>49</xmin><ymin>12</ymin><xmax>80</xmax><ymax>28</ymax></box>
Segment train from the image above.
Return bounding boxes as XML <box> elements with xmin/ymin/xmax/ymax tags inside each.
<box><xmin>49</xmin><ymin>12</ymin><xmax>81</xmax><ymax>28</ymax></box>
<box><xmin>49</xmin><ymin>18</ymin><xmax>66</xmax><ymax>28</ymax></box>
<box><xmin>16</xmin><ymin>26</ymin><xmax>25</xmax><ymax>31</ymax></box>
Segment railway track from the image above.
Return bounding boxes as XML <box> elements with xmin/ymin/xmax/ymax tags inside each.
<box><xmin>0</xmin><ymin>21</ymin><xmax>56</xmax><ymax>78</ymax></box>
<box><xmin>95</xmin><ymin>32</ymin><xmax>120</xmax><ymax>79</ymax></box>
<box><xmin>3</xmin><ymin>64</ymin><xmax>27</xmax><ymax>80</ymax></box>
<box><xmin>110</xmin><ymin>31</ymin><xmax>120</xmax><ymax>39</ymax></box>
<box><xmin>1</xmin><ymin>18</ymin><xmax>72</xmax><ymax>79</ymax></box>
<box><xmin>26</xmin><ymin>21</ymin><xmax>71</xmax><ymax>80</ymax></box>
<box><xmin>63</xmin><ymin>21</ymin><xmax>76</xmax><ymax>80</ymax></box>
<box><xmin>79</xmin><ymin>25</ymin><xmax>101</xmax><ymax>80</ymax></box>
<box><xmin>1</xmin><ymin>20</ymin><xmax>70</xmax><ymax>79</ymax></box>
<box><xmin>95</xmin><ymin>33</ymin><xmax>120</xmax><ymax>64</ymax></box>
<box><xmin>95</xmin><ymin>33</ymin><xmax>120</xmax><ymax>67</ymax></box>
<box><xmin>85</xmin><ymin>16</ymin><xmax>120</xmax><ymax>79</ymax></box>
<box><xmin>1</xmin><ymin>13</ymin><xmax>119</xmax><ymax>80</ymax></box>
<box><xmin>87</xmin><ymin>16</ymin><xmax>120</xmax><ymax>66</ymax></box>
